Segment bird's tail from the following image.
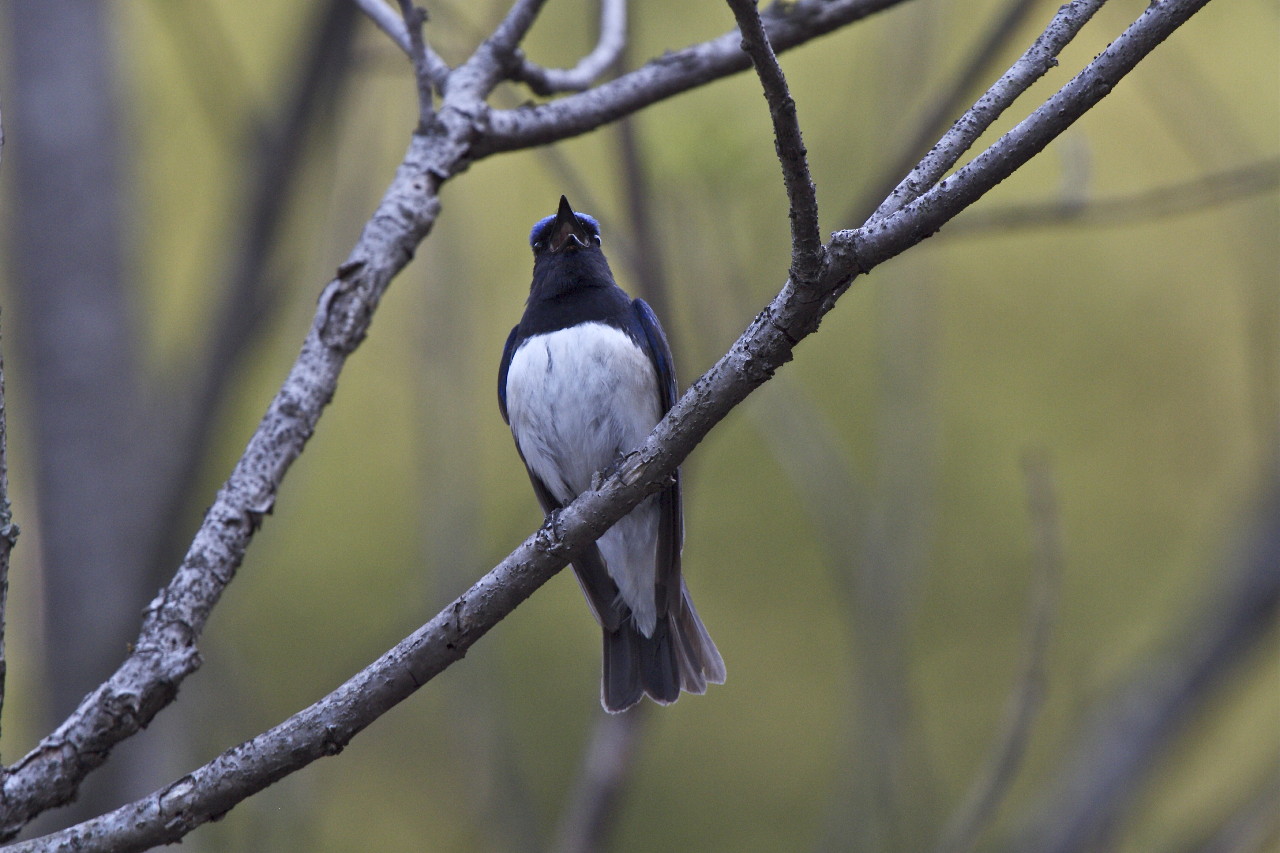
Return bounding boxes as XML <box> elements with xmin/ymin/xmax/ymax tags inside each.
<box><xmin>600</xmin><ymin>583</ymin><xmax>725</xmax><ymax>714</ymax></box>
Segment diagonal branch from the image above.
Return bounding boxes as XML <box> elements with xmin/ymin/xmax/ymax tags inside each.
<box><xmin>833</xmin><ymin>0</ymin><xmax>1215</xmax><ymax>275</ymax></box>
<box><xmin>868</xmin><ymin>0</ymin><xmax>1107</xmax><ymax>222</ymax></box>
<box><xmin>726</xmin><ymin>0</ymin><xmax>824</xmax><ymax>284</ymax></box>
<box><xmin>2</xmin><ymin>1</ymin><xmax>1220</xmax><ymax>848</ymax></box>
<box><xmin>848</xmin><ymin>0</ymin><xmax>1046</xmax><ymax>223</ymax></box>
<box><xmin>512</xmin><ymin>0</ymin><xmax>627</xmax><ymax>95</ymax></box>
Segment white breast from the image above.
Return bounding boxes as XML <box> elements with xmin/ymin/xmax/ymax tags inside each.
<box><xmin>505</xmin><ymin>322</ymin><xmax>664</xmax><ymax>633</ymax></box>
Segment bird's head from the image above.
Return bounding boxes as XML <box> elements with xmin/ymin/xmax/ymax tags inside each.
<box><xmin>529</xmin><ymin>195</ymin><xmax>602</xmax><ymax>256</ymax></box>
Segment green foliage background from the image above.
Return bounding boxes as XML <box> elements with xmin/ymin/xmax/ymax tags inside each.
<box><xmin>2</xmin><ymin>0</ymin><xmax>1277</xmax><ymax>850</ymax></box>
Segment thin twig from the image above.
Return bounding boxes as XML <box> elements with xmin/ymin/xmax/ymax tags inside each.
<box><xmin>869</xmin><ymin>0</ymin><xmax>1107</xmax><ymax>222</ymax></box>
<box><xmin>513</xmin><ymin>0</ymin><xmax>627</xmax><ymax>95</ymax></box>
<box><xmin>933</xmin><ymin>450</ymin><xmax>1062</xmax><ymax>853</ymax></box>
<box><xmin>944</xmin><ymin>157</ymin><xmax>1280</xmax><ymax>235</ymax></box>
<box><xmin>848</xmin><ymin>0</ymin><xmax>1045</xmax><ymax>223</ymax></box>
<box><xmin>352</xmin><ymin>0</ymin><xmax>450</xmax><ymax>85</ymax></box>
<box><xmin>726</xmin><ymin>0</ymin><xmax>824</xmax><ymax>284</ymax></box>
<box><xmin>833</xmin><ymin>0</ymin><xmax>1216</xmax><ymax>278</ymax></box>
<box><xmin>397</xmin><ymin>0</ymin><xmax>436</xmax><ymax>126</ymax></box>
<box><xmin>1011</xmin><ymin>480</ymin><xmax>1280</xmax><ymax>853</ymax></box>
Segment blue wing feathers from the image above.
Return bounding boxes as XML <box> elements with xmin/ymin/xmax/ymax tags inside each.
<box><xmin>498</xmin><ymin>325</ymin><xmax>519</xmax><ymax>424</ymax></box>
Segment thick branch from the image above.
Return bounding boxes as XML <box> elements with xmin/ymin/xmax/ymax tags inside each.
<box><xmin>6</xmin><ymin>1</ymin><xmax>1219</xmax><ymax>847</ymax></box>
<box><xmin>726</xmin><ymin>0</ymin><xmax>824</xmax><ymax>284</ymax></box>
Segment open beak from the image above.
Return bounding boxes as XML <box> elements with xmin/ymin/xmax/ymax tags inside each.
<box><xmin>548</xmin><ymin>195</ymin><xmax>590</xmax><ymax>253</ymax></box>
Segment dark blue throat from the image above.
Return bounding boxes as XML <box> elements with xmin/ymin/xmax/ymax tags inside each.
<box><xmin>520</xmin><ymin>250</ymin><xmax>632</xmax><ymax>338</ymax></box>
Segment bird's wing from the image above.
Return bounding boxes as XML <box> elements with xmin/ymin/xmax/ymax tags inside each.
<box><xmin>632</xmin><ymin>298</ymin><xmax>684</xmax><ymax>616</ymax></box>
<box><xmin>497</xmin><ymin>325</ymin><xmax>520</xmax><ymax>424</ymax></box>
<box><xmin>510</xmin><ymin>423</ymin><xmax>627</xmax><ymax>633</ymax></box>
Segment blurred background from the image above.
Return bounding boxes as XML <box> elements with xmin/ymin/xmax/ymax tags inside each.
<box><xmin>0</xmin><ymin>0</ymin><xmax>1276</xmax><ymax>850</ymax></box>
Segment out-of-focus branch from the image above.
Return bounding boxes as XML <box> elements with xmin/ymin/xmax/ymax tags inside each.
<box><xmin>551</xmin><ymin>709</ymin><xmax>649</xmax><ymax>853</ymax></box>
<box><xmin>0</xmin><ymin>125</ymin><xmax>453</xmax><ymax>843</ymax></box>
<box><xmin>512</xmin><ymin>0</ymin><xmax>627</xmax><ymax>95</ymax></box>
<box><xmin>726</xmin><ymin>0</ymin><xmax>824</xmax><ymax>283</ymax></box>
<box><xmin>1011</xmin><ymin>481</ymin><xmax>1280</xmax><ymax>853</ymax></box>
<box><xmin>1181</xmin><ymin>770</ymin><xmax>1280</xmax><ymax>853</ymax></box>
<box><xmin>944</xmin><ymin>158</ymin><xmax>1280</xmax><ymax>235</ymax></box>
<box><xmin>869</xmin><ymin>0</ymin><xmax>1106</xmax><ymax>222</ymax></box>
<box><xmin>836</xmin><ymin>0</ymin><xmax>1215</xmax><ymax>278</ymax></box>
<box><xmin>849</xmin><ymin>0</ymin><xmax>1045</xmax><ymax>223</ymax></box>
<box><xmin>933</xmin><ymin>451</ymin><xmax>1063</xmax><ymax>853</ymax></box>
<box><xmin>145</xmin><ymin>0</ymin><xmax>362</xmax><ymax>591</ymax></box>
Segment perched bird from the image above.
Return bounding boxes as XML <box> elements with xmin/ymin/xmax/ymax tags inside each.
<box><xmin>498</xmin><ymin>196</ymin><xmax>726</xmax><ymax>713</ymax></box>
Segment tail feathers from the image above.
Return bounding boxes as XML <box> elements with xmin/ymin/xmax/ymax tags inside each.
<box><xmin>600</xmin><ymin>587</ymin><xmax>725</xmax><ymax>713</ymax></box>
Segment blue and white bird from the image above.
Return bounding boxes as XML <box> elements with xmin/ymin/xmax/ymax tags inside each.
<box><xmin>499</xmin><ymin>196</ymin><xmax>725</xmax><ymax>713</ymax></box>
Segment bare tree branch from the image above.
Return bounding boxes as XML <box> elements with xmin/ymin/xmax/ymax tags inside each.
<box><xmin>944</xmin><ymin>157</ymin><xmax>1280</xmax><ymax>235</ymax></box>
<box><xmin>933</xmin><ymin>451</ymin><xmax>1063</xmax><ymax>853</ymax></box>
<box><xmin>476</xmin><ymin>0</ymin><xmax>914</xmax><ymax>155</ymax></box>
<box><xmin>849</xmin><ymin>0</ymin><xmax>1046</xmax><ymax>223</ymax></box>
<box><xmin>512</xmin><ymin>0</ymin><xmax>627</xmax><ymax>95</ymax></box>
<box><xmin>551</xmin><ymin>709</ymin><xmax>649</xmax><ymax>853</ymax></box>
<box><xmin>397</xmin><ymin>0</ymin><xmax>436</xmax><ymax>126</ymax></box>
<box><xmin>869</xmin><ymin>0</ymin><xmax>1107</xmax><ymax>222</ymax></box>
<box><xmin>0</xmin><ymin>126</ymin><xmax>452</xmax><ymax>840</ymax></box>
<box><xmin>726</xmin><ymin>0</ymin><xmax>824</xmax><ymax>282</ymax></box>
<box><xmin>145</xmin><ymin>0</ymin><xmax>362</xmax><ymax>591</ymax></box>
<box><xmin>352</xmin><ymin>0</ymin><xmax>451</xmax><ymax>86</ymax></box>
<box><xmin>1011</xmin><ymin>480</ymin><xmax>1280</xmax><ymax>853</ymax></box>
<box><xmin>835</xmin><ymin>0</ymin><xmax>1214</xmax><ymax>277</ymax></box>
<box><xmin>0</xmin><ymin>0</ymin><xmax>1221</xmax><ymax>844</ymax></box>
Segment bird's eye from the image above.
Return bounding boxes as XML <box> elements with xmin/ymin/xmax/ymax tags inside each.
<box><xmin>533</xmin><ymin>240</ymin><xmax>545</xmax><ymax>251</ymax></box>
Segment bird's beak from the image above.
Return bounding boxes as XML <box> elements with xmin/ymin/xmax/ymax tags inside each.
<box><xmin>548</xmin><ymin>195</ymin><xmax>590</xmax><ymax>253</ymax></box>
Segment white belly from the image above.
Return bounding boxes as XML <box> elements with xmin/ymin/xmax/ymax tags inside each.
<box><xmin>505</xmin><ymin>322</ymin><xmax>663</xmax><ymax>632</ymax></box>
